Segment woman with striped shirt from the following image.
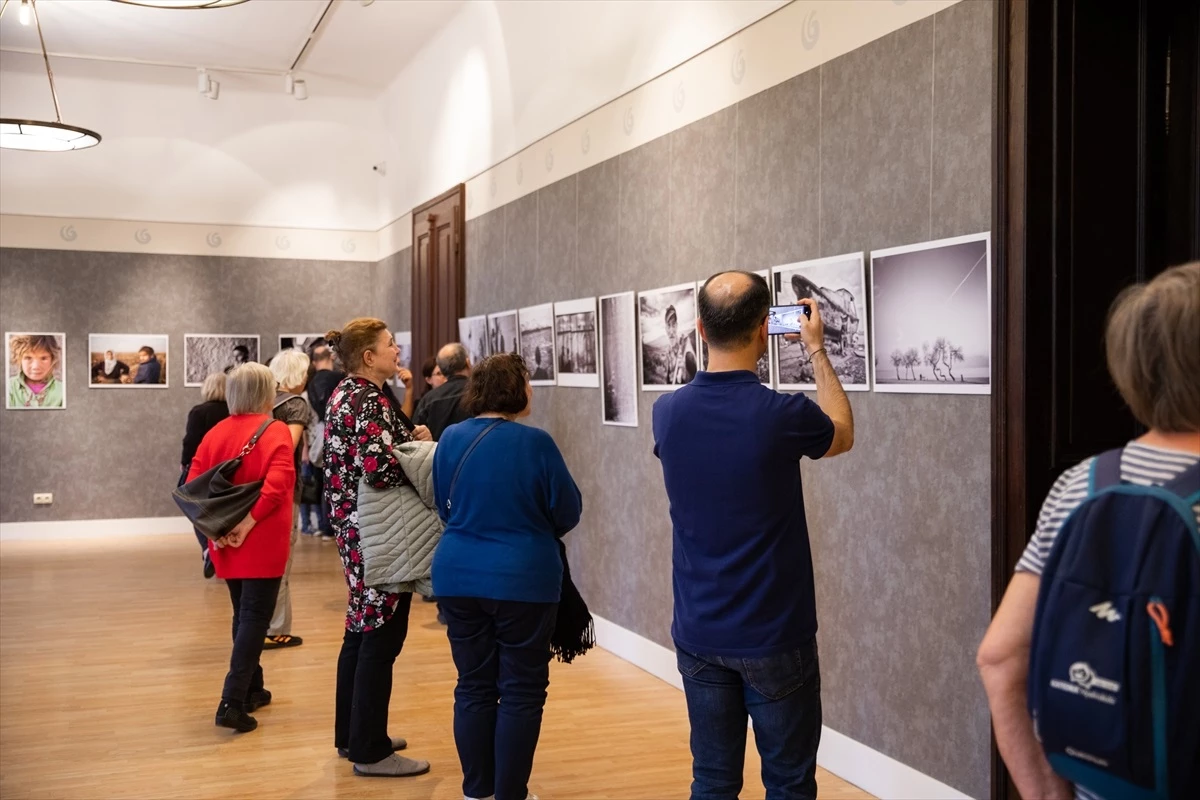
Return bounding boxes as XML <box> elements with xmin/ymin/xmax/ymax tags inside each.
<box><xmin>977</xmin><ymin>262</ymin><xmax>1199</xmax><ymax>800</ymax></box>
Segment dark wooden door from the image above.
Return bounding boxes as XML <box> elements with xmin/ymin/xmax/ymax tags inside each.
<box><xmin>411</xmin><ymin>185</ymin><xmax>466</xmax><ymax>401</ymax></box>
<box><xmin>992</xmin><ymin>0</ymin><xmax>1198</xmax><ymax>797</ymax></box>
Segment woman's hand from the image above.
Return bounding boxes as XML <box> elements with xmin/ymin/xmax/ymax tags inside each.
<box><xmin>215</xmin><ymin>513</ymin><xmax>256</xmax><ymax>549</ymax></box>
<box><xmin>397</xmin><ymin>367</ymin><xmax>413</xmax><ymax>388</ymax></box>
<box><xmin>412</xmin><ymin>425</ymin><xmax>432</xmax><ymax>442</ymax></box>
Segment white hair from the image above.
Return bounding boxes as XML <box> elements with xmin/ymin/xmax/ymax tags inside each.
<box><xmin>226</xmin><ymin>363</ymin><xmax>276</xmax><ymax>415</ymax></box>
<box><xmin>269</xmin><ymin>348</ymin><xmax>310</xmax><ymax>391</ymax></box>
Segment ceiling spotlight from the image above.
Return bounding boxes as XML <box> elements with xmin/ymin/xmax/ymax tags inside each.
<box><xmin>293</xmin><ymin>79</ymin><xmax>308</xmax><ymax>101</ymax></box>
<box><xmin>197</xmin><ymin>68</ymin><xmax>210</xmax><ymax>94</ymax></box>
<box><xmin>206</xmin><ymin>80</ymin><xmax>220</xmax><ymax>100</ymax></box>
<box><xmin>284</xmin><ymin>72</ymin><xmax>294</xmax><ymax>95</ymax></box>
<box><xmin>0</xmin><ymin>0</ymin><xmax>102</xmax><ymax>151</ymax></box>
<box><xmin>18</xmin><ymin>0</ymin><xmax>31</xmax><ymax>26</ymax></box>
<box><xmin>109</xmin><ymin>0</ymin><xmax>250</xmax><ymax>9</ymax></box>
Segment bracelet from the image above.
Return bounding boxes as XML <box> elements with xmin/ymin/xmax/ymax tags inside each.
<box><xmin>807</xmin><ymin>348</ymin><xmax>826</xmax><ymax>362</ymax></box>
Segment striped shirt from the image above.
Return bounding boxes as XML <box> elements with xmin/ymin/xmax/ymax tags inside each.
<box><xmin>1017</xmin><ymin>443</ymin><xmax>1199</xmax><ymax>800</ymax></box>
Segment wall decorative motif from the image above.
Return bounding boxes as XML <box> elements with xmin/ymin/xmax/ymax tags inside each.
<box><xmin>623</xmin><ymin>107</ymin><xmax>635</xmax><ymax>136</ymax></box>
<box><xmin>545</xmin><ymin>149</ymin><xmax>555</xmax><ymax>173</ymax></box>
<box><xmin>341</xmin><ymin>239</ymin><xmax>357</xmax><ymax>254</ymax></box>
<box><xmin>206</xmin><ymin>232</ymin><xmax>222</xmax><ymax>248</ymax></box>
<box><xmin>673</xmin><ymin>83</ymin><xmax>686</xmax><ymax>113</ymax></box>
<box><xmin>59</xmin><ymin>226</ymin><xmax>77</xmax><ymax>242</ymax></box>
<box><xmin>275</xmin><ymin>235</ymin><xmax>291</xmax><ymax>251</ymax></box>
<box><xmin>870</xmin><ymin>233</ymin><xmax>991</xmax><ymax>395</ymax></box>
<box><xmin>639</xmin><ymin>283</ymin><xmax>698</xmax><ymax>392</ymax></box>
<box><xmin>581</xmin><ymin>129</ymin><xmax>591</xmax><ymax>154</ymax></box>
<box><xmin>88</xmin><ymin>334</ymin><xmax>168</xmax><ymax>388</ymax></box>
<box><xmin>801</xmin><ymin>11</ymin><xmax>821</xmax><ymax>50</ymax></box>
<box><xmin>731</xmin><ymin>49</ymin><xmax>746</xmax><ymax>85</ymax></box>
<box><xmin>553</xmin><ymin>297</ymin><xmax>599</xmax><ymax>388</ymax></box>
<box><xmin>599</xmin><ymin>292</ymin><xmax>638</xmax><ymax>427</ymax></box>
<box><xmin>487</xmin><ymin>310</ymin><xmax>519</xmax><ymax>357</ymax></box>
<box><xmin>518</xmin><ymin>303</ymin><xmax>556</xmax><ymax>386</ymax></box>
<box><xmin>458</xmin><ymin>314</ymin><xmax>489</xmax><ymax>368</ymax></box>
<box><xmin>134</xmin><ymin>229</ymin><xmax>152</xmax><ymax>245</ymax></box>
<box><xmin>5</xmin><ymin>332</ymin><xmax>66</xmax><ymax>410</ymax></box>
<box><xmin>183</xmin><ymin>334</ymin><xmax>260</xmax><ymax>387</ymax></box>
<box><xmin>773</xmin><ymin>254</ymin><xmax>869</xmax><ymax>392</ymax></box>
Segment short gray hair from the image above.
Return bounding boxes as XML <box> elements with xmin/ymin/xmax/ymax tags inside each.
<box><xmin>226</xmin><ymin>363</ymin><xmax>276</xmax><ymax>415</ymax></box>
<box><xmin>270</xmin><ymin>348</ymin><xmax>310</xmax><ymax>391</ymax></box>
<box><xmin>436</xmin><ymin>343</ymin><xmax>469</xmax><ymax>377</ymax></box>
<box><xmin>200</xmin><ymin>372</ymin><xmax>227</xmax><ymax>403</ymax></box>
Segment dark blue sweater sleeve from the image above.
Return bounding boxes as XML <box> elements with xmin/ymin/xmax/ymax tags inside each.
<box><xmin>539</xmin><ymin>433</ymin><xmax>582</xmax><ymax>536</ymax></box>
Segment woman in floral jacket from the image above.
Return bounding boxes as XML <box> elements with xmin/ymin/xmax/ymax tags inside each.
<box><xmin>323</xmin><ymin>318</ymin><xmax>432</xmax><ymax>779</ymax></box>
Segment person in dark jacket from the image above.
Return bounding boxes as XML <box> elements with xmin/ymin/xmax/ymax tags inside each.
<box><xmin>133</xmin><ymin>346</ymin><xmax>162</xmax><ymax>384</ymax></box>
<box><xmin>181</xmin><ymin>372</ymin><xmax>230</xmax><ymax>577</ymax></box>
<box><xmin>412</xmin><ymin>343</ymin><xmax>473</xmax><ymax>442</ymax></box>
<box><xmin>305</xmin><ymin>343</ymin><xmax>343</xmax><ymax>539</ymax></box>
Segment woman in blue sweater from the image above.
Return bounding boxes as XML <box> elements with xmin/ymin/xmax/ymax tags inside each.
<box><xmin>432</xmin><ymin>352</ymin><xmax>582</xmax><ymax>800</ymax></box>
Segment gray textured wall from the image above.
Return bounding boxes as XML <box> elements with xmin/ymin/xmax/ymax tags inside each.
<box><xmin>464</xmin><ymin>4</ymin><xmax>993</xmax><ymax>796</ymax></box>
<box><xmin>0</xmin><ymin>247</ymin><xmax>411</xmax><ymax>523</ymax></box>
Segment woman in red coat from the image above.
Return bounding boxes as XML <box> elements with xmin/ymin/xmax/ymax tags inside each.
<box><xmin>187</xmin><ymin>362</ymin><xmax>296</xmax><ymax>733</ymax></box>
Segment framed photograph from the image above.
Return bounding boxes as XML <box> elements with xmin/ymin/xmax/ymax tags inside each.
<box><xmin>278</xmin><ymin>333</ymin><xmax>325</xmax><ymax>354</ymax></box>
<box><xmin>773</xmin><ymin>253</ymin><xmax>870</xmax><ymax>392</ymax></box>
<box><xmin>184</xmin><ymin>334</ymin><xmax>260</xmax><ymax>387</ymax></box>
<box><xmin>639</xmin><ymin>282</ymin><xmax>699</xmax><ymax>391</ymax></box>
<box><xmin>554</xmin><ymin>297</ymin><xmax>599</xmax><ymax>388</ymax></box>
<box><xmin>6</xmin><ymin>332</ymin><xmax>66</xmax><ymax>410</ymax></box>
<box><xmin>518</xmin><ymin>304</ymin><xmax>556</xmax><ymax>386</ymax></box>
<box><xmin>88</xmin><ymin>334</ymin><xmax>168</xmax><ymax>388</ymax></box>
<box><xmin>870</xmin><ymin>233</ymin><xmax>991</xmax><ymax>395</ymax></box>
<box><xmin>488</xmin><ymin>310</ymin><xmax>519</xmax><ymax>356</ymax></box>
<box><xmin>395</xmin><ymin>331</ymin><xmax>412</xmax><ymax>370</ymax></box>
<box><xmin>458</xmin><ymin>314</ymin><xmax>489</xmax><ymax>368</ymax></box>
<box><xmin>599</xmin><ymin>292</ymin><xmax>638</xmax><ymax>426</ymax></box>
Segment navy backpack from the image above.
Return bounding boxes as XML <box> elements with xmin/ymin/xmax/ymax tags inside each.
<box><xmin>1028</xmin><ymin>448</ymin><xmax>1200</xmax><ymax>800</ymax></box>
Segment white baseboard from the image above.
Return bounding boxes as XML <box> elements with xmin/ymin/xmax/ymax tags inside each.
<box><xmin>0</xmin><ymin>515</ymin><xmax>194</xmax><ymax>541</ymax></box>
<box><xmin>591</xmin><ymin>613</ymin><xmax>972</xmax><ymax>800</ymax></box>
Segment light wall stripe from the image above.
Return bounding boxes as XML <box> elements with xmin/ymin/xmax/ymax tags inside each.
<box><xmin>0</xmin><ymin>0</ymin><xmax>956</xmax><ymax>262</ymax></box>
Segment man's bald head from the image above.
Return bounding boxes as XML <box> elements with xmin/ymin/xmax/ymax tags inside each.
<box><xmin>698</xmin><ymin>270</ymin><xmax>771</xmax><ymax>349</ymax></box>
<box><xmin>436</xmin><ymin>342</ymin><xmax>470</xmax><ymax>377</ymax></box>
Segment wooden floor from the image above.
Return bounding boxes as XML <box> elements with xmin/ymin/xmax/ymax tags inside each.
<box><xmin>0</xmin><ymin>534</ymin><xmax>872</xmax><ymax>800</ymax></box>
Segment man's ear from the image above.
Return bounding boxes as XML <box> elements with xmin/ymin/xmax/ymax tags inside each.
<box><xmin>697</xmin><ymin>318</ymin><xmax>708</xmax><ymax>344</ymax></box>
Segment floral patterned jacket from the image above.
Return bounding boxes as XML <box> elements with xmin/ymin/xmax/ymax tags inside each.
<box><xmin>322</xmin><ymin>376</ymin><xmax>414</xmax><ymax>632</ymax></box>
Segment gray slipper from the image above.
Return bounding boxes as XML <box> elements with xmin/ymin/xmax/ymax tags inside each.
<box><xmin>338</xmin><ymin>736</ymin><xmax>407</xmax><ymax>759</ymax></box>
<box><xmin>353</xmin><ymin>753</ymin><xmax>430</xmax><ymax>778</ymax></box>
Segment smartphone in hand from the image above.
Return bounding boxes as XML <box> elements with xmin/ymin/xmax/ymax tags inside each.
<box><xmin>767</xmin><ymin>303</ymin><xmax>811</xmax><ymax>335</ymax></box>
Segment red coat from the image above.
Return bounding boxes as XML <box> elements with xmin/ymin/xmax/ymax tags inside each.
<box><xmin>187</xmin><ymin>413</ymin><xmax>296</xmax><ymax>579</ymax></box>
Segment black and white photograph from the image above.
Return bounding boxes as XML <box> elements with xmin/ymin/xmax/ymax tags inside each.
<box><xmin>754</xmin><ymin>270</ymin><xmax>774</xmax><ymax>386</ymax></box>
<box><xmin>554</xmin><ymin>297</ymin><xmax>599</xmax><ymax>388</ymax></box>
<box><xmin>396</xmin><ymin>331</ymin><xmax>412</xmax><ymax>369</ymax></box>
<box><xmin>458</xmin><ymin>315</ymin><xmax>489</xmax><ymax>368</ymax></box>
<box><xmin>279</xmin><ymin>334</ymin><xmax>324</xmax><ymax>354</ymax></box>
<box><xmin>184</xmin><ymin>334</ymin><xmax>259</xmax><ymax>387</ymax></box>
<box><xmin>6</xmin><ymin>332</ymin><xmax>66</xmax><ymax>410</ymax></box>
<box><xmin>518</xmin><ymin>303</ymin><xmax>556</xmax><ymax>385</ymax></box>
<box><xmin>488</xmin><ymin>310</ymin><xmax>519</xmax><ymax>356</ymax></box>
<box><xmin>870</xmin><ymin>233</ymin><xmax>991</xmax><ymax>395</ymax></box>
<box><xmin>639</xmin><ymin>282</ymin><xmax>698</xmax><ymax>391</ymax></box>
<box><xmin>599</xmin><ymin>292</ymin><xmax>638</xmax><ymax>426</ymax></box>
<box><xmin>773</xmin><ymin>253</ymin><xmax>869</xmax><ymax>392</ymax></box>
<box><xmin>88</xmin><ymin>334</ymin><xmax>168</xmax><ymax>388</ymax></box>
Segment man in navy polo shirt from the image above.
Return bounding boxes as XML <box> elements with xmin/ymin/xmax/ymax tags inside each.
<box><xmin>653</xmin><ymin>270</ymin><xmax>855</xmax><ymax>800</ymax></box>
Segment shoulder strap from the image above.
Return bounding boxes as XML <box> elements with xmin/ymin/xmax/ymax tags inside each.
<box><xmin>237</xmin><ymin>419</ymin><xmax>277</xmax><ymax>459</ymax></box>
<box><xmin>1088</xmin><ymin>448</ymin><xmax>1125</xmax><ymax>494</ymax></box>
<box><xmin>445</xmin><ymin>420</ymin><xmax>505</xmax><ymax>512</ymax></box>
<box><xmin>1162</xmin><ymin>460</ymin><xmax>1200</xmax><ymax>505</ymax></box>
<box><xmin>272</xmin><ymin>392</ymin><xmax>303</xmax><ymax>410</ymax></box>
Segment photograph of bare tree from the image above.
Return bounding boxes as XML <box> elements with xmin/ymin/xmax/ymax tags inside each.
<box><xmin>519</xmin><ymin>303</ymin><xmax>556</xmax><ymax>386</ymax></box>
<box><xmin>487</xmin><ymin>311</ymin><xmax>519</xmax><ymax>356</ymax></box>
<box><xmin>554</xmin><ymin>297</ymin><xmax>599</xmax><ymax>388</ymax></box>
<box><xmin>869</xmin><ymin>233</ymin><xmax>991</xmax><ymax>395</ymax></box>
<box><xmin>772</xmin><ymin>254</ymin><xmax>869</xmax><ymax>392</ymax></box>
<box><xmin>599</xmin><ymin>292</ymin><xmax>638</xmax><ymax>426</ymax></box>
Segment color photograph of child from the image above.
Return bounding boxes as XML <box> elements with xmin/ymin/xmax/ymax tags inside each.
<box><xmin>88</xmin><ymin>334</ymin><xmax>169</xmax><ymax>388</ymax></box>
<box><xmin>6</xmin><ymin>332</ymin><xmax>66</xmax><ymax>410</ymax></box>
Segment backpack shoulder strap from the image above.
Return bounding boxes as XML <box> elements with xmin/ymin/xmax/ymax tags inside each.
<box><xmin>1088</xmin><ymin>448</ymin><xmax>1125</xmax><ymax>494</ymax></box>
<box><xmin>1161</xmin><ymin>460</ymin><xmax>1200</xmax><ymax>505</ymax></box>
<box><xmin>272</xmin><ymin>392</ymin><xmax>303</xmax><ymax>410</ymax></box>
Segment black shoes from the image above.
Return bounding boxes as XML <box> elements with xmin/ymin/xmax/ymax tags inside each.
<box><xmin>202</xmin><ymin>553</ymin><xmax>216</xmax><ymax>579</ymax></box>
<box><xmin>215</xmin><ymin>701</ymin><xmax>257</xmax><ymax>732</ymax></box>
<box><xmin>246</xmin><ymin>689</ymin><xmax>272</xmax><ymax>712</ymax></box>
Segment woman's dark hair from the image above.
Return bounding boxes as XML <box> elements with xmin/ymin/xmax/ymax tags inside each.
<box><xmin>326</xmin><ymin>318</ymin><xmax>388</xmax><ymax>373</ymax></box>
<box><xmin>462</xmin><ymin>352</ymin><xmax>529</xmax><ymax>416</ymax></box>
<box><xmin>421</xmin><ymin>356</ymin><xmax>437</xmax><ymax>381</ymax></box>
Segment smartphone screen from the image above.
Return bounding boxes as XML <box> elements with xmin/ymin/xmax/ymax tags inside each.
<box><xmin>767</xmin><ymin>304</ymin><xmax>810</xmax><ymax>336</ymax></box>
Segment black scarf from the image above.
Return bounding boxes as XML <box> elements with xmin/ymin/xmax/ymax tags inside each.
<box><xmin>550</xmin><ymin>538</ymin><xmax>595</xmax><ymax>664</ymax></box>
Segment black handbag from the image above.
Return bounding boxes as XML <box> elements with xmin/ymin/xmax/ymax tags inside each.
<box><xmin>172</xmin><ymin>419</ymin><xmax>277</xmax><ymax>540</ymax></box>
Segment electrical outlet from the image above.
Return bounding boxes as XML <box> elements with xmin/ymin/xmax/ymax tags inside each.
<box><xmin>33</xmin><ymin>493</ymin><xmax>53</xmax><ymax>505</ymax></box>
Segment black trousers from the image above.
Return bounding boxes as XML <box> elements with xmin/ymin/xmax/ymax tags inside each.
<box><xmin>222</xmin><ymin>578</ymin><xmax>281</xmax><ymax>709</ymax></box>
<box><xmin>334</xmin><ymin>594</ymin><xmax>413</xmax><ymax>763</ymax></box>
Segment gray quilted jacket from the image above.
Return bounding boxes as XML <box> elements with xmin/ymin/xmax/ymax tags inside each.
<box><xmin>357</xmin><ymin>440</ymin><xmax>442</xmax><ymax>596</ymax></box>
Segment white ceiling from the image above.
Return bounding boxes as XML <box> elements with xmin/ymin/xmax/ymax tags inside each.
<box><xmin>0</xmin><ymin>0</ymin><xmax>465</xmax><ymax>88</ymax></box>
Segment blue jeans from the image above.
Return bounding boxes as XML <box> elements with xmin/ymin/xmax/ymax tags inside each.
<box><xmin>440</xmin><ymin>597</ymin><xmax>558</xmax><ymax>800</ymax></box>
<box><xmin>676</xmin><ymin>638</ymin><xmax>822</xmax><ymax>800</ymax></box>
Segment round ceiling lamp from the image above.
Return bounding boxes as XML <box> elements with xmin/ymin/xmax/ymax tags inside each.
<box><xmin>0</xmin><ymin>0</ymin><xmax>101</xmax><ymax>151</ymax></box>
<box><xmin>109</xmin><ymin>0</ymin><xmax>249</xmax><ymax>8</ymax></box>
